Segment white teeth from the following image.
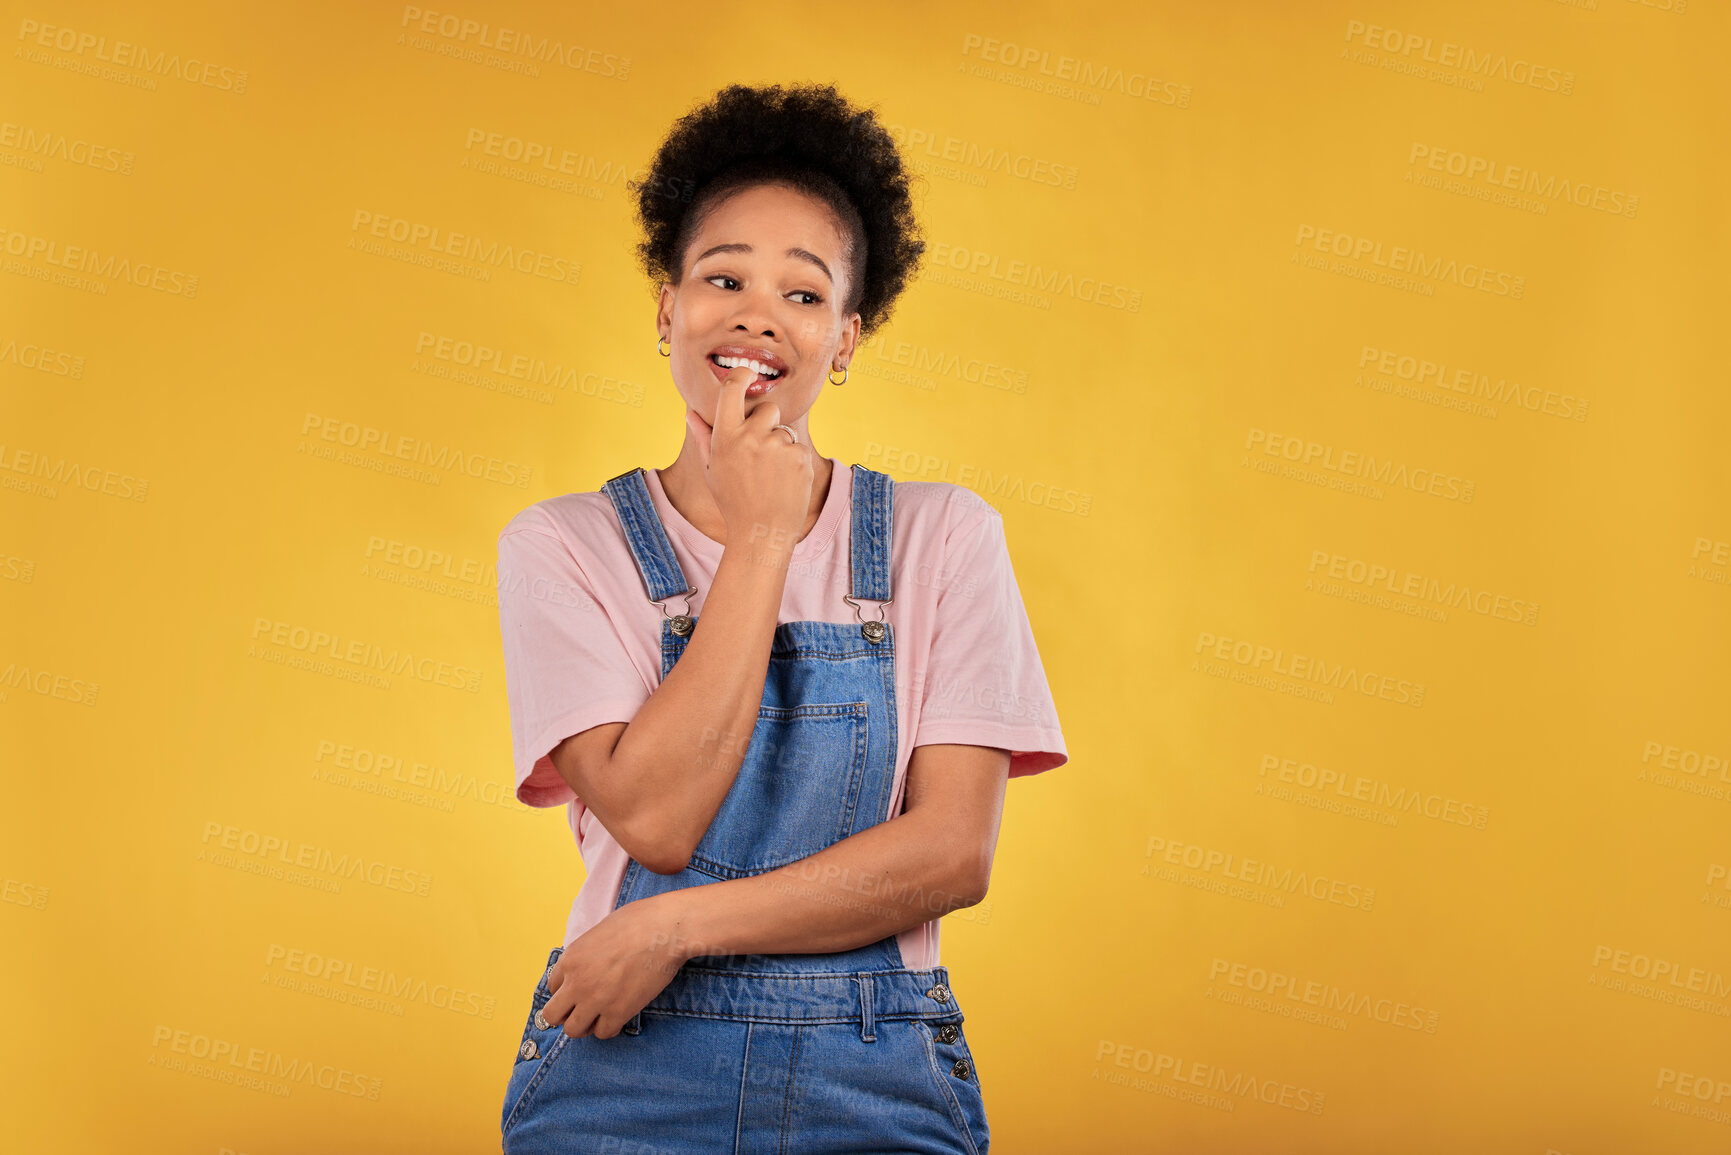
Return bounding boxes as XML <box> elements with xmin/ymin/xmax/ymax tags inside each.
<box><xmin>713</xmin><ymin>354</ymin><xmax>781</xmax><ymax>378</ymax></box>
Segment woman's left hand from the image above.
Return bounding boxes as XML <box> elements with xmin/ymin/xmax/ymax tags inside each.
<box><xmin>538</xmin><ymin>894</ymin><xmax>691</xmax><ymax>1040</ymax></box>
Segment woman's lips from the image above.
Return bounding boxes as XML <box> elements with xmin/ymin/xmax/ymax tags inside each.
<box><xmin>707</xmin><ymin>356</ymin><xmax>780</xmax><ymax>396</ymax></box>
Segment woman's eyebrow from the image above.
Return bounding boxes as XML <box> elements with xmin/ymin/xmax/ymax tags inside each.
<box><xmin>694</xmin><ymin>242</ymin><xmax>832</xmax><ymax>284</ymax></box>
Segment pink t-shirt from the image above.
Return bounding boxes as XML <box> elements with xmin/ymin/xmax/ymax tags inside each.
<box><xmin>496</xmin><ymin>456</ymin><xmax>1068</xmax><ymax>969</ymax></box>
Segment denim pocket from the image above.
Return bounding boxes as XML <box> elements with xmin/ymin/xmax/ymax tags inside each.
<box><xmin>686</xmin><ymin>701</ymin><xmax>870</xmax><ymax>878</ymax></box>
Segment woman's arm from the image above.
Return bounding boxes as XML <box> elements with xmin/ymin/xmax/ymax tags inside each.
<box><xmin>664</xmin><ymin>742</ymin><xmax>1011</xmax><ymax>959</ymax></box>
<box><xmin>539</xmin><ymin>743</ymin><xmax>1010</xmax><ymax>1039</ymax></box>
<box><xmin>547</xmin><ymin>374</ymin><xmax>817</xmax><ymax>876</ymax></box>
<box><xmin>549</xmin><ymin>539</ymin><xmax>796</xmax><ymax>875</ymax></box>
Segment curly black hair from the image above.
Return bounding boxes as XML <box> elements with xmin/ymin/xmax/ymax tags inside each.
<box><xmin>627</xmin><ymin>83</ymin><xmax>926</xmax><ymax>341</ymax></box>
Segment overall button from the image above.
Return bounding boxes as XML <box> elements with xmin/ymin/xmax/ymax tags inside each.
<box><xmin>950</xmin><ymin>1059</ymin><xmax>971</xmax><ymax>1079</ymax></box>
<box><xmin>520</xmin><ymin>1039</ymin><xmax>540</xmax><ymax>1061</ymax></box>
<box><xmin>937</xmin><ymin>1024</ymin><xmax>960</xmax><ymax>1044</ymax></box>
<box><xmin>926</xmin><ymin>983</ymin><xmax>951</xmax><ymax>1004</ymax></box>
<box><xmin>533</xmin><ymin>1009</ymin><xmax>550</xmax><ymax>1031</ymax></box>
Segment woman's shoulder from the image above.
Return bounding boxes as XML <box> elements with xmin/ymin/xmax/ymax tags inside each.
<box><xmin>497</xmin><ymin>488</ymin><xmax>619</xmax><ymax>550</ymax></box>
<box><xmin>886</xmin><ymin>475</ymin><xmax>999</xmax><ymax>527</ymax></box>
<box><xmin>881</xmin><ymin>476</ymin><xmax>1002</xmax><ymax>572</ymax></box>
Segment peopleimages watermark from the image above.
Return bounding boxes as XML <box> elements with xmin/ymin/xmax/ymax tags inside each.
<box><xmin>459</xmin><ymin>126</ymin><xmax>637</xmax><ymax>186</ymax></box>
<box><xmin>0</xmin><ymin>120</ymin><xmax>134</xmax><ymax>175</ymax></box>
<box><xmin>1589</xmin><ymin>945</ymin><xmax>1731</xmax><ymax>1016</ymax></box>
<box><xmin>1407</xmin><ymin>143</ymin><xmax>1637</xmax><ymax>219</ymax></box>
<box><xmin>1341</xmin><ymin>19</ymin><xmax>1575</xmax><ymax>95</ymax></box>
<box><xmin>0</xmin><ymin>225</ymin><xmax>199</xmax><ymax>296</ymax></box>
<box><xmin>1245</xmin><ymin>427</ymin><xmax>1474</xmax><ymax>503</ymax></box>
<box><xmin>248</xmin><ymin>616</ymin><xmax>484</xmax><ymax>693</ymax></box>
<box><xmin>1258</xmin><ymin>753</ymin><xmax>1490</xmax><ymax>831</ymax></box>
<box><xmin>1144</xmin><ymin>836</ymin><xmax>1377</xmax><ymax>912</ymax></box>
<box><xmin>397</xmin><ymin>7</ymin><xmax>631</xmax><ymax>79</ymax></box>
<box><xmin>0</xmin><ymin>330</ymin><xmax>87</xmax><ymax>377</ymax></box>
<box><xmin>199</xmin><ymin>820</ymin><xmax>435</xmax><ymax>898</ymax></box>
<box><xmin>1656</xmin><ymin>1066</ymin><xmax>1731</xmax><ymax>1109</ymax></box>
<box><xmin>2</xmin><ymin>877</ymin><xmax>50</xmax><ymax>910</ymax></box>
<box><xmin>15</xmin><ymin>19</ymin><xmax>250</xmax><ymax>93</ymax></box>
<box><xmin>863</xmin><ymin>441</ymin><xmax>1092</xmax><ymax>516</ymax></box>
<box><xmin>1356</xmin><ymin>344</ymin><xmax>1588</xmax><ymax>422</ymax></box>
<box><xmin>347</xmin><ymin>210</ymin><xmax>581</xmax><ymax>286</ymax></box>
<box><xmin>1690</xmin><ymin>536</ymin><xmax>1731</xmax><ymax>589</ymax></box>
<box><xmin>884</xmin><ymin>121</ymin><xmax>1080</xmax><ymax>190</ymax></box>
<box><xmin>1091</xmin><ymin>1039</ymin><xmax>1325</xmax><ymax>1115</ymax></box>
<box><xmin>0</xmin><ymin>441</ymin><xmax>149</xmax><ymax>501</ymax></box>
<box><xmin>1294</xmin><ymin>225</ymin><xmax>1525</xmax><ymax>299</ymax></box>
<box><xmin>411</xmin><ymin>330</ymin><xmax>643</xmax><ymax>406</ymax></box>
<box><xmin>264</xmin><ymin>944</ymin><xmax>496</xmax><ymax>1020</ymax></box>
<box><xmin>1207</xmin><ymin>957</ymin><xmax>1440</xmax><ymax>1033</ymax></box>
<box><xmin>1642</xmin><ymin>740</ymin><xmax>1730</xmax><ymax>784</ymax></box>
<box><xmin>923</xmin><ymin>236</ymin><xmax>1142</xmax><ymax>312</ymax></box>
<box><xmin>1194</xmin><ymin>629</ymin><xmax>1426</xmax><ymax>708</ymax></box>
<box><xmin>299</xmin><ymin>412</ymin><xmax>532</xmax><ymax>489</ymax></box>
<box><xmin>852</xmin><ymin>331</ymin><xmax>1029</xmax><ymax>395</ymax></box>
<box><xmin>0</xmin><ymin>659</ymin><xmax>100</xmax><ymax>706</ymax></box>
<box><xmin>312</xmin><ymin>736</ymin><xmax>523</xmax><ymax>817</ymax></box>
<box><xmin>1307</xmin><ymin>549</ymin><xmax>1538</xmax><ymax>627</ymax></box>
<box><xmin>960</xmin><ymin>34</ymin><xmax>1191</xmax><ymax>108</ymax></box>
<box><xmin>148</xmin><ymin>1025</ymin><xmax>381</xmax><ymax>1099</ymax></box>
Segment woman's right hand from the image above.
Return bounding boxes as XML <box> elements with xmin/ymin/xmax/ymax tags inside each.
<box><xmin>685</xmin><ymin>366</ymin><xmax>814</xmax><ymax>553</ymax></box>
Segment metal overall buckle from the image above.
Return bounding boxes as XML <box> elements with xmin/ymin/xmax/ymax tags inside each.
<box><xmin>653</xmin><ymin>586</ymin><xmax>698</xmax><ymax>636</ymax></box>
<box><xmin>841</xmin><ymin>593</ymin><xmax>893</xmax><ymax>644</ymax></box>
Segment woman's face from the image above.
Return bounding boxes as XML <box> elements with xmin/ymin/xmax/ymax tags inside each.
<box><xmin>657</xmin><ymin>182</ymin><xmax>860</xmax><ymax>430</ymax></box>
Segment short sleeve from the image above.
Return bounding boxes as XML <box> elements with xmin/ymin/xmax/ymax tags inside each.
<box><xmin>912</xmin><ymin>498</ymin><xmax>1069</xmax><ymax>778</ymax></box>
<box><xmin>497</xmin><ymin>521</ymin><xmax>650</xmax><ymax>808</ymax></box>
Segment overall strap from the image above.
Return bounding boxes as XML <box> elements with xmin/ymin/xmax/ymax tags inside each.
<box><xmin>600</xmin><ymin>467</ymin><xmax>691</xmax><ymax>603</ymax></box>
<box><xmin>849</xmin><ymin>464</ymin><xmax>894</xmax><ymax>602</ymax></box>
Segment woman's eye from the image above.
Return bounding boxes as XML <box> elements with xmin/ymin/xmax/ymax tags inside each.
<box><xmin>703</xmin><ymin>275</ymin><xmax>821</xmax><ymax>306</ymax></box>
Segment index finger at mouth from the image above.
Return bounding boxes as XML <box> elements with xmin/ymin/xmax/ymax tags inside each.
<box><xmin>714</xmin><ymin>364</ymin><xmax>750</xmax><ymax>439</ymax></box>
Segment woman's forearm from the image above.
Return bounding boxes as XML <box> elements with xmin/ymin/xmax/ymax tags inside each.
<box><xmin>556</xmin><ymin>542</ymin><xmax>792</xmax><ymax>873</ymax></box>
<box><xmin>655</xmin><ymin>809</ymin><xmax>987</xmax><ymax>962</ymax></box>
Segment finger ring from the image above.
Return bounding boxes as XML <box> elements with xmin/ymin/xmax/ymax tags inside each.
<box><xmin>533</xmin><ymin>1009</ymin><xmax>550</xmax><ymax>1031</ymax></box>
<box><xmin>772</xmin><ymin>423</ymin><xmax>799</xmax><ymax>445</ymax></box>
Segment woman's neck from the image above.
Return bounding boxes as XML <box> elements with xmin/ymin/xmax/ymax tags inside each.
<box><xmin>658</xmin><ymin>436</ymin><xmax>834</xmax><ymax>549</ymax></box>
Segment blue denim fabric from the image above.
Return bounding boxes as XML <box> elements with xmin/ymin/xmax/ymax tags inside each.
<box><xmin>501</xmin><ymin>465</ymin><xmax>989</xmax><ymax>1154</ymax></box>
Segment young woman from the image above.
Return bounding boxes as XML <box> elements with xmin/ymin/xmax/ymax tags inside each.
<box><xmin>495</xmin><ymin>82</ymin><xmax>1068</xmax><ymax>1154</ymax></box>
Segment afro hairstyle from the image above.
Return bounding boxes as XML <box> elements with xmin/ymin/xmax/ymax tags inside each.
<box><xmin>627</xmin><ymin>83</ymin><xmax>926</xmax><ymax>341</ymax></box>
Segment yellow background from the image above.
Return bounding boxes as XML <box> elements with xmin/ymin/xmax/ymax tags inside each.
<box><xmin>4</xmin><ymin>1</ymin><xmax>1727</xmax><ymax>1151</ymax></box>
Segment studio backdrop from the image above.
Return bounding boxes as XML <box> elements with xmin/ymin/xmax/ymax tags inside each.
<box><xmin>3</xmin><ymin>1</ymin><xmax>1726</xmax><ymax>1152</ymax></box>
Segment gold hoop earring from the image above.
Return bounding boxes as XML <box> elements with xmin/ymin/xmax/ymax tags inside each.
<box><xmin>828</xmin><ymin>364</ymin><xmax>848</xmax><ymax>386</ymax></box>
<box><xmin>657</xmin><ymin>336</ymin><xmax>671</xmax><ymax>357</ymax></box>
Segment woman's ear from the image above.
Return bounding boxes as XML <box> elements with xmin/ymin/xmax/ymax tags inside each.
<box><xmin>833</xmin><ymin>313</ymin><xmax>863</xmax><ymax>370</ymax></box>
<box><xmin>656</xmin><ymin>280</ymin><xmax>678</xmax><ymax>334</ymax></box>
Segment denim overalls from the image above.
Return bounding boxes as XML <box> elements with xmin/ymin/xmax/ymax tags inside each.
<box><xmin>500</xmin><ymin>464</ymin><xmax>991</xmax><ymax>1154</ymax></box>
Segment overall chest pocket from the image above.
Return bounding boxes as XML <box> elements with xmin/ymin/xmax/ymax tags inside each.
<box><xmin>686</xmin><ymin>701</ymin><xmax>871</xmax><ymax>879</ymax></box>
